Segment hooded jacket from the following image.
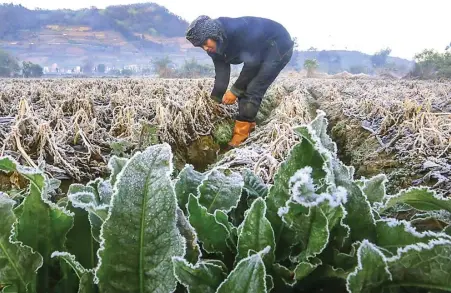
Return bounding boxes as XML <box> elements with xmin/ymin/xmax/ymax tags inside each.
<box><xmin>186</xmin><ymin>16</ymin><xmax>293</xmax><ymax>101</ymax></box>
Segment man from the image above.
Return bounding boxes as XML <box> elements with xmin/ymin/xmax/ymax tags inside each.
<box><xmin>186</xmin><ymin>15</ymin><xmax>294</xmax><ymax>148</ymax></box>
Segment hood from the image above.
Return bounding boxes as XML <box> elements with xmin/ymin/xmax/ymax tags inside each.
<box><xmin>186</xmin><ymin>15</ymin><xmax>227</xmax><ymax>54</ymax></box>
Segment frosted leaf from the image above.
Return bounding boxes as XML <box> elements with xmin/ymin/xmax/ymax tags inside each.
<box><xmin>346</xmin><ymin>240</ymin><xmax>392</xmax><ymax>293</ymax></box>
<box><xmin>0</xmin><ymin>192</ymin><xmax>43</xmax><ymax>291</ymax></box>
<box><xmin>107</xmin><ymin>155</ymin><xmax>128</xmax><ymax>187</ymax></box>
<box><xmin>360</xmin><ymin>174</ymin><xmax>387</xmax><ymax>205</ymax></box>
<box><xmin>309</xmin><ymin>109</ymin><xmax>337</xmax><ymax>154</ymax></box>
<box><xmin>281</xmin><ymin>202</ymin><xmax>329</xmax><ymax>262</ymax></box>
<box><xmin>236</xmin><ymin>198</ymin><xmax>276</xmax><ymax>267</ymax></box>
<box><xmin>294</xmin><ymin>257</ymin><xmax>322</xmax><ymax>281</ymax></box>
<box><xmin>172</xmin><ymin>257</ymin><xmax>227</xmax><ymax>293</ymax></box>
<box><xmin>51</xmin><ymin>251</ymin><xmax>95</xmax><ymax>293</ymax></box>
<box><xmin>95</xmin><ymin>143</ymin><xmax>184</xmax><ymax>293</ymax></box>
<box><xmin>265</xmin><ymin>128</ymin><xmax>327</xmax><ymax>260</ymax></box>
<box><xmin>215</xmin><ymin>247</ymin><xmax>269</xmax><ymax>293</ymax></box>
<box><xmin>382</xmin><ymin>186</ymin><xmax>451</xmax><ymax>213</ymax></box>
<box><xmin>176</xmin><ymin>207</ymin><xmax>202</xmax><ymax>264</ymax></box>
<box><xmin>376</xmin><ymin>218</ymin><xmax>451</xmax><ymax>255</ymax></box>
<box><xmin>288</xmin><ymin>167</ymin><xmax>348</xmax><ymax>208</ymax></box>
<box><xmin>198</xmin><ymin>168</ymin><xmax>243</xmax><ymax>213</ymax></box>
<box><xmin>3</xmin><ymin>157</ymin><xmax>74</xmax><ymax>292</ymax></box>
<box><xmin>242</xmin><ymin>168</ymin><xmax>268</xmax><ymax>199</ymax></box>
<box><xmin>187</xmin><ymin>194</ymin><xmax>230</xmax><ymax>255</ymax></box>
<box><xmin>175</xmin><ymin>164</ymin><xmax>205</xmax><ymax>213</ymax></box>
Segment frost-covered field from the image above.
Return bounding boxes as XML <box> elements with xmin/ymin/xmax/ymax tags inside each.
<box><xmin>1</xmin><ymin>77</ymin><xmax>451</xmax><ymax>293</ymax></box>
<box><xmin>0</xmin><ymin>77</ymin><xmax>449</xmax><ymax>190</ymax></box>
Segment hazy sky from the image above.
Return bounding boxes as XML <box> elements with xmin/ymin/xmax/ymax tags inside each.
<box><xmin>9</xmin><ymin>0</ymin><xmax>450</xmax><ymax>59</ymax></box>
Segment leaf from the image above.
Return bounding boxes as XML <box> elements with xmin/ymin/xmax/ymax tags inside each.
<box><xmin>386</xmin><ymin>239</ymin><xmax>451</xmax><ymax>291</ymax></box>
<box><xmin>7</xmin><ymin>161</ymin><xmax>74</xmax><ymax>293</ymax></box>
<box><xmin>271</xmin><ymin>264</ymin><xmax>295</xmax><ymax>287</ymax></box>
<box><xmin>67</xmin><ymin>184</ymin><xmax>109</xmax><ymax>243</ymax></box>
<box><xmin>342</xmin><ymin>181</ymin><xmax>376</xmax><ymax>243</ymax></box>
<box><xmin>87</xmin><ymin>178</ymin><xmax>113</xmax><ymax>207</ymax></box>
<box><xmin>172</xmin><ymin>257</ymin><xmax>227</xmax><ymax>293</ymax></box>
<box><xmin>0</xmin><ymin>193</ymin><xmax>43</xmax><ymax>293</ymax></box>
<box><xmin>214</xmin><ymin>211</ymin><xmax>238</xmax><ymax>252</ymax></box>
<box><xmin>308</xmin><ymin>109</ymin><xmax>337</xmax><ymax>154</ymax></box>
<box><xmin>265</xmin><ymin>135</ymin><xmax>327</xmax><ymax>260</ymax></box>
<box><xmin>198</xmin><ymin>168</ymin><xmax>243</xmax><ymax>213</ymax></box>
<box><xmin>375</xmin><ymin>219</ymin><xmax>450</xmax><ymax>255</ymax></box>
<box><xmin>361</xmin><ymin>174</ymin><xmax>387</xmax><ymax>205</ymax></box>
<box><xmin>266</xmin><ymin>275</ymin><xmax>274</xmax><ymax>292</ymax></box>
<box><xmin>346</xmin><ymin>240</ymin><xmax>392</xmax><ymax>293</ymax></box>
<box><xmin>280</xmin><ymin>202</ymin><xmax>329</xmax><ymax>262</ymax></box>
<box><xmin>347</xmin><ymin>239</ymin><xmax>451</xmax><ymax>292</ymax></box>
<box><xmin>175</xmin><ymin>165</ymin><xmax>205</xmax><ymax>213</ymax></box>
<box><xmin>383</xmin><ymin>187</ymin><xmax>451</xmax><ymax>213</ymax></box>
<box><xmin>236</xmin><ymin>198</ymin><xmax>275</xmax><ymax>267</ymax></box>
<box><xmin>294</xmin><ymin>257</ymin><xmax>322</xmax><ymax>281</ymax></box>
<box><xmin>95</xmin><ymin>144</ymin><xmax>184</xmax><ymax>293</ymax></box>
<box><xmin>0</xmin><ymin>156</ymin><xmax>45</xmax><ymax>189</ymax></box>
<box><xmin>51</xmin><ymin>251</ymin><xmax>95</xmax><ymax>293</ymax></box>
<box><xmin>107</xmin><ymin>155</ymin><xmax>128</xmax><ymax>187</ymax></box>
<box><xmin>176</xmin><ymin>208</ymin><xmax>201</xmax><ymax>264</ymax></box>
<box><xmin>242</xmin><ymin>169</ymin><xmax>268</xmax><ymax>199</ymax></box>
<box><xmin>215</xmin><ymin>247</ymin><xmax>269</xmax><ymax>293</ymax></box>
<box><xmin>187</xmin><ymin>194</ymin><xmax>230</xmax><ymax>255</ymax></box>
<box><xmin>65</xmin><ymin>202</ymin><xmax>99</xmax><ymax>270</ymax></box>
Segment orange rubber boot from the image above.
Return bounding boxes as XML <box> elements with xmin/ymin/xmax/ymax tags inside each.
<box><xmin>228</xmin><ymin>120</ymin><xmax>255</xmax><ymax>148</ymax></box>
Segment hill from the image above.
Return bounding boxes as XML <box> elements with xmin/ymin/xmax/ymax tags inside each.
<box><xmin>0</xmin><ymin>2</ymin><xmax>198</xmax><ymax>69</ymax></box>
<box><xmin>0</xmin><ymin>3</ymin><xmax>414</xmax><ymax>74</ymax></box>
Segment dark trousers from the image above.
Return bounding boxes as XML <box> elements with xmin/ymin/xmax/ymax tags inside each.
<box><xmin>237</xmin><ymin>41</ymin><xmax>294</xmax><ymax>122</ymax></box>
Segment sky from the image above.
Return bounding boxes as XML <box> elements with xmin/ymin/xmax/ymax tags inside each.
<box><xmin>8</xmin><ymin>0</ymin><xmax>450</xmax><ymax>60</ymax></box>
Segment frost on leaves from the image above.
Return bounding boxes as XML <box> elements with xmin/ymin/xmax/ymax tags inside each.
<box><xmin>198</xmin><ymin>168</ymin><xmax>243</xmax><ymax>213</ymax></box>
<box><xmin>175</xmin><ymin>164</ymin><xmax>205</xmax><ymax>213</ymax></box>
<box><xmin>187</xmin><ymin>194</ymin><xmax>230</xmax><ymax>255</ymax></box>
<box><xmin>172</xmin><ymin>257</ymin><xmax>227</xmax><ymax>293</ymax></box>
<box><xmin>348</xmin><ymin>238</ymin><xmax>451</xmax><ymax>292</ymax></box>
<box><xmin>346</xmin><ymin>240</ymin><xmax>392</xmax><ymax>293</ymax></box>
<box><xmin>95</xmin><ymin>144</ymin><xmax>184</xmax><ymax>293</ymax></box>
<box><xmin>236</xmin><ymin>198</ymin><xmax>275</xmax><ymax>267</ymax></box>
<box><xmin>383</xmin><ymin>187</ymin><xmax>451</xmax><ymax>213</ymax></box>
<box><xmin>0</xmin><ymin>193</ymin><xmax>43</xmax><ymax>292</ymax></box>
<box><xmin>176</xmin><ymin>207</ymin><xmax>201</xmax><ymax>264</ymax></box>
<box><xmin>215</xmin><ymin>247</ymin><xmax>269</xmax><ymax>293</ymax></box>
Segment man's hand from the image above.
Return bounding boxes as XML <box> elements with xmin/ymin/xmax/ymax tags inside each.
<box><xmin>222</xmin><ymin>90</ymin><xmax>237</xmax><ymax>105</ymax></box>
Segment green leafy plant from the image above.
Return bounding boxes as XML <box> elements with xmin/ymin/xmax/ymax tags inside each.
<box><xmin>1</xmin><ymin>111</ymin><xmax>451</xmax><ymax>293</ymax></box>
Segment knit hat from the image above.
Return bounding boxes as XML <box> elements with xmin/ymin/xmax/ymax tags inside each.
<box><xmin>186</xmin><ymin>15</ymin><xmax>226</xmax><ymax>50</ymax></box>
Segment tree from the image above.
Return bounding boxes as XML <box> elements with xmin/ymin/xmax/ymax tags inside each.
<box><xmin>177</xmin><ymin>58</ymin><xmax>214</xmax><ymax>78</ymax></box>
<box><xmin>97</xmin><ymin>64</ymin><xmax>106</xmax><ymax>73</ymax></box>
<box><xmin>152</xmin><ymin>56</ymin><xmax>174</xmax><ymax>78</ymax></box>
<box><xmin>22</xmin><ymin>61</ymin><xmax>43</xmax><ymax>77</ymax></box>
<box><xmin>411</xmin><ymin>49</ymin><xmax>451</xmax><ymax>79</ymax></box>
<box><xmin>304</xmin><ymin>59</ymin><xmax>319</xmax><ymax>77</ymax></box>
<box><xmin>0</xmin><ymin>49</ymin><xmax>20</xmax><ymax>77</ymax></box>
<box><xmin>371</xmin><ymin>47</ymin><xmax>391</xmax><ymax>68</ymax></box>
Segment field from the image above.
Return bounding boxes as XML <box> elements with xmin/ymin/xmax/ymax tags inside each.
<box><xmin>0</xmin><ymin>76</ymin><xmax>451</xmax><ymax>293</ymax></box>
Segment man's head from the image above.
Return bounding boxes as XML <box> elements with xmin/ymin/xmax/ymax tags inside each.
<box><xmin>186</xmin><ymin>15</ymin><xmax>224</xmax><ymax>54</ymax></box>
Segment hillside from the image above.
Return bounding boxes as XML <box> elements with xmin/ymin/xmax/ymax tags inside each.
<box><xmin>0</xmin><ymin>2</ymin><xmax>198</xmax><ymax>69</ymax></box>
<box><xmin>0</xmin><ymin>3</ymin><xmax>414</xmax><ymax>74</ymax></box>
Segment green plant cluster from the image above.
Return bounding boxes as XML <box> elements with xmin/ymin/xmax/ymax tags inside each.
<box><xmin>1</xmin><ymin>111</ymin><xmax>451</xmax><ymax>293</ymax></box>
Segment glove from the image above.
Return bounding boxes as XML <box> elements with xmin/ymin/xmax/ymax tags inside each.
<box><xmin>222</xmin><ymin>90</ymin><xmax>237</xmax><ymax>105</ymax></box>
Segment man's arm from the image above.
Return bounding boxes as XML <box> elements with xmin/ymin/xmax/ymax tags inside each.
<box><xmin>210</xmin><ymin>55</ymin><xmax>231</xmax><ymax>103</ymax></box>
<box><xmin>230</xmin><ymin>61</ymin><xmax>260</xmax><ymax>97</ymax></box>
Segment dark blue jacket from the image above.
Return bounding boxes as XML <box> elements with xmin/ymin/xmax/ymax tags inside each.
<box><xmin>207</xmin><ymin>17</ymin><xmax>293</xmax><ymax>100</ymax></box>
